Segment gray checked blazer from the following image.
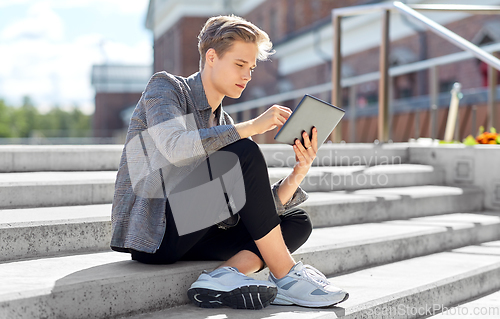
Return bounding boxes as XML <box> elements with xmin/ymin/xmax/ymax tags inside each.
<box><xmin>111</xmin><ymin>71</ymin><xmax>308</xmax><ymax>254</ymax></box>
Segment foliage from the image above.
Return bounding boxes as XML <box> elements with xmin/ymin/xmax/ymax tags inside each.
<box><xmin>463</xmin><ymin>135</ymin><xmax>478</xmax><ymax>146</ymax></box>
<box><xmin>0</xmin><ymin>97</ymin><xmax>91</xmax><ymax>138</ymax></box>
<box><xmin>462</xmin><ymin>126</ymin><xmax>499</xmax><ymax>146</ymax></box>
<box><xmin>438</xmin><ymin>140</ymin><xmax>462</xmax><ymax>144</ymax></box>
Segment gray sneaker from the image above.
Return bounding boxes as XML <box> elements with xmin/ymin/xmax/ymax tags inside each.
<box><xmin>269</xmin><ymin>261</ymin><xmax>349</xmax><ymax>307</ymax></box>
<box><xmin>188</xmin><ymin>266</ymin><xmax>277</xmax><ymax>309</ymax></box>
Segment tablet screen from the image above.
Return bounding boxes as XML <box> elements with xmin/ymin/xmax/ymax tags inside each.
<box><xmin>274</xmin><ymin>94</ymin><xmax>345</xmax><ymax>147</ymax></box>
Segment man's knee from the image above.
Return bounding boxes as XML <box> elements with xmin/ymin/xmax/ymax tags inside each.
<box><xmin>298</xmin><ymin>210</ymin><xmax>313</xmax><ymax>240</ymax></box>
<box><xmin>131</xmin><ymin>250</ymin><xmax>179</xmax><ymax>265</ymax></box>
<box><xmin>283</xmin><ymin>208</ymin><xmax>313</xmax><ymax>240</ymax></box>
<box><xmin>233</xmin><ymin>138</ymin><xmax>260</xmax><ymax>153</ymax></box>
<box><xmin>223</xmin><ymin>138</ymin><xmax>264</xmax><ymax>163</ymax></box>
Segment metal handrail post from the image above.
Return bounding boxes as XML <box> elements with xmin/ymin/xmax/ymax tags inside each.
<box><xmin>429</xmin><ymin>65</ymin><xmax>438</xmax><ymax>139</ymax></box>
<box><xmin>488</xmin><ymin>65</ymin><xmax>498</xmax><ymax>131</ymax></box>
<box><xmin>378</xmin><ymin>10</ymin><xmax>390</xmax><ymax>143</ymax></box>
<box><xmin>454</xmin><ymin>106</ymin><xmax>460</xmax><ymax>141</ymax></box>
<box><xmin>388</xmin><ymin>76</ymin><xmax>394</xmax><ymax>141</ymax></box>
<box><xmin>415</xmin><ymin>111</ymin><xmax>420</xmax><ymax>139</ymax></box>
<box><xmin>332</xmin><ymin>12</ymin><xmax>343</xmax><ymax>142</ymax></box>
<box><xmin>349</xmin><ymin>85</ymin><xmax>357</xmax><ymax>142</ymax></box>
<box><xmin>408</xmin><ymin>4</ymin><xmax>500</xmax><ymax>14</ymax></box>
<box><xmin>472</xmin><ymin>105</ymin><xmax>477</xmax><ymax>136</ymax></box>
<box><xmin>393</xmin><ymin>1</ymin><xmax>500</xmax><ymax>71</ymax></box>
<box><xmin>444</xmin><ymin>82</ymin><xmax>462</xmax><ymax>142</ymax></box>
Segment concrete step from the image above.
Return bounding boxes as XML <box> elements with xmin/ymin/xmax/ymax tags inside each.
<box><xmin>0</xmin><ymin>144</ymin><xmax>408</xmax><ymax>173</ymax></box>
<box><xmin>428</xmin><ymin>289</ymin><xmax>500</xmax><ymax>318</ymax></box>
<box><xmin>0</xmin><ymin>145</ymin><xmax>122</xmax><ymax>172</ymax></box>
<box><xmin>124</xmin><ymin>241</ymin><xmax>500</xmax><ymax>319</ymax></box>
<box><xmin>0</xmin><ymin>185</ymin><xmax>484</xmax><ymax>261</ymax></box>
<box><xmin>0</xmin><ymin>164</ymin><xmax>444</xmax><ymax>209</ymax></box>
<box><xmin>268</xmin><ymin>164</ymin><xmax>444</xmax><ymax>192</ymax></box>
<box><xmin>303</xmin><ymin>185</ymin><xmax>484</xmax><ymax>227</ymax></box>
<box><xmin>1</xmin><ymin>215</ymin><xmax>499</xmax><ymax>319</ymax></box>
<box><xmin>0</xmin><ymin>171</ymin><xmax>117</xmax><ymax>209</ymax></box>
<box><xmin>260</xmin><ymin>143</ymin><xmax>409</xmax><ymax>167</ymax></box>
<box><xmin>0</xmin><ymin>204</ymin><xmax>112</xmax><ymax>261</ymax></box>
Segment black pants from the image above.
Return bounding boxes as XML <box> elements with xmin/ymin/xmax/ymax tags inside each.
<box><xmin>131</xmin><ymin>139</ymin><xmax>312</xmax><ymax>265</ymax></box>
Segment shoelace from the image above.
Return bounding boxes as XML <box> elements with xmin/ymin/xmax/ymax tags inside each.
<box><xmin>204</xmin><ymin>266</ymin><xmax>240</xmax><ymax>276</ymax></box>
<box><xmin>227</xmin><ymin>266</ymin><xmax>245</xmax><ymax>274</ymax></box>
<box><xmin>301</xmin><ymin>264</ymin><xmax>330</xmax><ymax>287</ymax></box>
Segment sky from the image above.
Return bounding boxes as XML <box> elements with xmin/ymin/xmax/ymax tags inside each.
<box><xmin>0</xmin><ymin>0</ymin><xmax>152</xmax><ymax>114</ymax></box>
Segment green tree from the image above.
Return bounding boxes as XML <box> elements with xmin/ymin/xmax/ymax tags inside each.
<box><xmin>0</xmin><ymin>99</ymin><xmax>12</xmax><ymax>137</ymax></box>
<box><xmin>0</xmin><ymin>97</ymin><xmax>92</xmax><ymax>138</ymax></box>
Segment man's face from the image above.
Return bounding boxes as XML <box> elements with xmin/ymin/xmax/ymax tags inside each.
<box><xmin>210</xmin><ymin>40</ymin><xmax>258</xmax><ymax>99</ymax></box>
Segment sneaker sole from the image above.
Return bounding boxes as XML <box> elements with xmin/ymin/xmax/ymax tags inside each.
<box><xmin>271</xmin><ymin>292</ymin><xmax>350</xmax><ymax>308</ymax></box>
<box><xmin>187</xmin><ymin>285</ymin><xmax>278</xmax><ymax>310</ymax></box>
<box><xmin>335</xmin><ymin>292</ymin><xmax>349</xmax><ymax>306</ymax></box>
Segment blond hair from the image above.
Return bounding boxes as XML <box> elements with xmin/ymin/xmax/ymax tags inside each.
<box><xmin>197</xmin><ymin>15</ymin><xmax>274</xmax><ymax>71</ymax></box>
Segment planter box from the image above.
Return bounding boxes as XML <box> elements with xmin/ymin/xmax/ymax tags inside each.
<box><xmin>409</xmin><ymin>143</ymin><xmax>500</xmax><ymax>210</ymax></box>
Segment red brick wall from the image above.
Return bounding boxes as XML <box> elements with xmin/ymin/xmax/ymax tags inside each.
<box><xmin>245</xmin><ymin>0</ymin><xmax>382</xmax><ymax>44</ymax></box>
<box><xmin>154</xmin><ymin>20</ymin><xmax>181</xmax><ymax>74</ymax></box>
<box><xmin>151</xmin><ymin>1</ymin><xmax>500</xmax><ymax>144</ymax></box>
<box><xmin>93</xmin><ymin>92</ymin><xmax>142</xmax><ymax>137</ymax></box>
<box><xmin>154</xmin><ymin>16</ymin><xmax>206</xmax><ymax>76</ymax></box>
<box><xmin>337</xmin><ymin>101</ymin><xmax>500</xmax><ymax>143</ymax></box>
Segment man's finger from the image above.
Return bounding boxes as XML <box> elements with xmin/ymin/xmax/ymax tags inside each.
<box><xmin>302</xmin><ymin>132</ymin><xmax>311</xmax><ymax>146</ymax></box>
<box><xmin>276</xmin><ymin>114</ymin><xmax>287</xmax><ymax>126</ymax></box>
<box><xmin>312</xmin><ymin>127</ymin><xmax>318</xmax><ymax>152</ymax></box>
<box><xmin>275</xmin><ymin>105</ymin><xmax>292</xmax><ymax>114</ymax></box>
<box><xmin>293</xmin><ymin>144</ymin><xmax>306</xmax><ymax>159</ymax></box>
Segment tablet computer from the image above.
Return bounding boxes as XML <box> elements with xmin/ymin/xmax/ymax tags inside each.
<box><xmin>274</xmin><ymin>94</ymin><xmax>345</xmax><ymax>146</ymax></box>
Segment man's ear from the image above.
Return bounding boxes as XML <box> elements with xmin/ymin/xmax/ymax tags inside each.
<box><xmin>205</xmin><ymin>48</ymin><xmax>217</xmax><ymax>67</ymax></box>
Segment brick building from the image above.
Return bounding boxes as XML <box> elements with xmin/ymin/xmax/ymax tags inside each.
<box><xmin>145</xmin><ymin>0</ymin><xmax>500</xmax><ymax>143</ymax></box>
<box><xmin>91</xmin><ymin>65</ymin><xmax>152</xmax><ymax>139</ymax></box>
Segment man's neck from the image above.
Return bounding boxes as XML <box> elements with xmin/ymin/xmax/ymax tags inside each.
<box><xmin>200</xmin><ymin>70</ymin><xmax>223</xmax><ymax>113</ymax></box>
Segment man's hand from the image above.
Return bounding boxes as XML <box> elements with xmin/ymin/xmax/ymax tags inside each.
<box><xmin>235</xmin><ymin>105</ymin><xmax>292</xmax><ymax>138</ymax></box>
<box><xmin>292</xmin><ymin>127</ymin><xmax>318</xmax><ymax>175</ymax></box>
<box><xmin>252</xmin><ymin>105</ymin><xmax>292</xmax><ymax>135</ymax></box>
<box><xmin>276</xmin><ymin>127</ymin><xmax>318</xmax><ymax>206</ymax></box>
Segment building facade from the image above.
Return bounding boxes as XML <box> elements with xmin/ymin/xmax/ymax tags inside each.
<box><xmin>91</xmin><ymin>65</ymin><xmax>152</xmax><ymax>140</ymax></box>
<box><xmin>146</xmin><ymin>0</ymin><xmax>500</xmax><ymax>143</ymax></box>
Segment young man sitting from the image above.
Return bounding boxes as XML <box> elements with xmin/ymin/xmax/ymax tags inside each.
<box><xmin>111</xmin><ymin>14</ymin><xmax>348</xmax><ymax>310</ymax></box>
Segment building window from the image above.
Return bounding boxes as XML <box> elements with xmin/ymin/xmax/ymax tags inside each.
<box><xmin>358</xmin><ymin>81</ymin><xmax>378</xmax><ymax>107</ymax></box>
<box><xmin>269</xmin><ymin>8</ymin><xmax>277</xmax><ymax>41</ymax></box>
<box><xmin>440</xmin><ymin>80</ymin><xmax>456</xmax><ymax>93</ymax></box>
<box><xmin>365</xmin><ymin>92</ymin><xmax>379</xmax><ymax>105</ymax></box>
<box><xmin>394</xmin><ymin>73</ymin><xmax>416</xmax><ymax>99</ymax></box>
<box><xmin>286</xmin><ymin>0</ymin><xmax>295</xmax><ymax>33</ymax></box>
<box><xmin>250</xmin><ymin>107</ymin><xmax>258</xmax><ymax>119</ymax></box>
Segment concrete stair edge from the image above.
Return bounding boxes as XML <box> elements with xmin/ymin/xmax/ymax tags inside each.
<box><xmin>269</xmin><ymin>164</ymin><xmax>446</xmax><ymax>192</ymax></box>
<box><xmin>0</xmin><ymin>185</ymin><xmax>485</xmax><ymax>261</ymax></box>
<box><xmin>427</xmin><ymin>289</ymin><xmax>500</xmax><ymax>318</ymax></box>
<box><xmin>1</xmin><ymin>215</ymin><xmax>500</xmax><ymax>318</ymax></box>
<box><xmin>117</xmin><ymin>242</ymin><xmax>500</xmax><ymax>319</ymax></box>
<box><xmin>303</xmin><ymin>185</ymin><xmax>484</xmax><ymax>227</ymax></box>
<box><xmin>0</xmin><ymin>165</ymin><xmax>449</xmax><ymax>209</ymax></box>
<box><xmin>0</xmin><ymin>145</ymin><xmax>123</xmax><ymax>173</ymax></box>
<box><xmin>0</xmin><ymin>143</ymin><xmax>410</xmax><ymax>172</ymax></box>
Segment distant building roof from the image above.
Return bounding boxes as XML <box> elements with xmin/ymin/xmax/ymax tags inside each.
<box><xmin>120</xmin><ymin>104</ymin><xmax>137</xmax><ymax>126</ymax></box>
<box><xmin>145</xmin><ymin>0</ymin><xmax>266</xmax><ymax>39</ymax></box>
<box><xmin>472</xmin><ymin>21</ymin><xmax>500</xmax><ymax>46</ymax></box>
<box><xmin>91</xmin><ymin>64</ymin><xmax>152</xmax><ymax>93</ymax></box>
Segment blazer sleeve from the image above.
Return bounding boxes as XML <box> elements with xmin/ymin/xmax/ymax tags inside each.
<box><xmin>223</xmin><ymin>107</ymin><xmax>308</xmax><ymax>215</ymax></box>
<box><xmin>143</xmin><ymin>73</ymin><xmax>241</xmax><ymax>167</ymax></box>
<box><xmin>270</xmin><ymin>178</ymin><xmax>309</xmax><ymax>215</ymax></box>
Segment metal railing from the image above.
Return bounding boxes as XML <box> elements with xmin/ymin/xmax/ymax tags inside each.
<box><xmin>225</xmin><ymin>41</ymin><xmax>500</xmax><ymax>112</ymax></box>
<box><xmin>332</xmin><ymin>1</ymin><xmax>500</xmax><ymax>142</ymax></box>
